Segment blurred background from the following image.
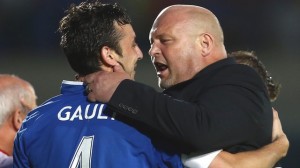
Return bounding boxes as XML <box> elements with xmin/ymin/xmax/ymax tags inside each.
<box><xmin>1</xmin><ymin>0</ymin><xmax>299</xmax><ymax>166</ymax></box>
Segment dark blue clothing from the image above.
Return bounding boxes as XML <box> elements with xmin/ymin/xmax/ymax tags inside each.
<box><xmin>13</xmin><ymin>81</ymin><xmax>182</xmax><ymax>168</ymax></box>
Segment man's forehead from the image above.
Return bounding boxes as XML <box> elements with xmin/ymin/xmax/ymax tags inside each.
<box><xmin>116</xmin><ymin>23</ymin><xmax>136</xmax><ymax>38</ymax></box>
<box><xmin>149</xmin><ymin>27</ymin><xmax>157</xmax><ymax>37</ymax></box>
<box><xmin>149</xmin><ymin>19</ymin><xmax>184</xmax><ymax>39</ymax></box>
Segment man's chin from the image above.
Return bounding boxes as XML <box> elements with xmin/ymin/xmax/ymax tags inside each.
<box><xmin>159</xmin><ymin>80</ymin><xmax>171</xmax><ymax>89</ymax></box>
<box><xmin>130</xmin><ymin>72</ymin><xmax>135</xmax><ymax>80</ymax></box>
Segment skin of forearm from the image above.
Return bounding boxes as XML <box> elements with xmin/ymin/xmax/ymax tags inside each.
<box><xmin>209</xmin><ymin>134</ymin><xmax>289</xmax><ymax>168</ymax></box>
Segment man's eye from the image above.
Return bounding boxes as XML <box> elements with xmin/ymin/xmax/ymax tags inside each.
<box><xmin>161</xmin><ymin>39</ymin><xmax>171</xmax><ymax>43</ymax></box>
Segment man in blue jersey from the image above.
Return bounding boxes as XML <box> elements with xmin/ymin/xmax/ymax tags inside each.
<box><xmin>13</xmin><ymin>1</ymin><xmax>182</xmax><ymax>167</ymax></box>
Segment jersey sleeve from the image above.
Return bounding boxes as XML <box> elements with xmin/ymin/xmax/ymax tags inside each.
<box><xmin>13</xmin><ymin>129</ymin><xmax>30</xmax><ymax>168</ymax></box>
<box><xmin>181</xmin><ymin>150</ymin><xmax>222</xmax><ymax>168</ymax></box>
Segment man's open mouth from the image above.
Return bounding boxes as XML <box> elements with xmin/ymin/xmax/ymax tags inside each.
<box><xmin>154</xmin><ymin>62</ymin><xmax>168</xmax><ymax>72</ymax></box>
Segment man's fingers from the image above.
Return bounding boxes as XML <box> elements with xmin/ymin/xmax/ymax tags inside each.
<box><xmin>85</xmin><ymin>84</ymin><xmax>96</xmax><ymax>102</ymax></box>
<box><xmin>84</xmin><ymin>81</ymin><xmax>97</xmax><ymax>102</ymax></box>
<box><xmin>84</xmin><ymin>77</ymin><xmax>93</xmax><ymax>85</ymax></box>
<box><xmin>84</xmin><ymin>72</ymin><xmax>100</xmax><ymax>85</ymax></box>
<box><xmin>272</xmin><ymin>107</ymin><xmax>284</xmax><ymax>141</ymax></box>
<box><xmin>272</xmin><ymin>108</ymin><xmax>280</xmax><ymax>122</ymax></box>
<box><xmin>84</xmin><ymin>85</ymin><xmax>93</xmax><ymax>95</ymax></box>
<box><xmin>87</xmin><ymin>93</ymin><xmax>97</xmax><ymax>102</ymax></box>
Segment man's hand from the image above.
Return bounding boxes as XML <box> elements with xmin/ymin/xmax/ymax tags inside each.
<box><xmin>272</xmin><ymin>108</ymin><xmax>284</xmax><ymax>141</ymax></box>
<box><xmin>84</xmin><ymin>64</ymin><xmax>131</xmax><ymax>102</ymax></box>
<box><xmin>272</xmin><ymin>108</ymin><xmax>289</xmax><ymax>157</ymax></box>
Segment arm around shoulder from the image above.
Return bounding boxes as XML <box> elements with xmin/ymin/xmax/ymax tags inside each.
<box><xmin>209</xmin><ymin>109</ymin><xmax>289</xmax><ymax>168</ymax></box>
<box><xmin>209</xmin><ymin>135</ymin><xmax>288</xmax><ymax>168</ymax></box>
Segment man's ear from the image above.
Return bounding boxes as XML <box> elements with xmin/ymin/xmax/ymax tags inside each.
<box><xmin>199</xmin><ymin>33</ymin><xmax>214</xmax><ymax>57</ymax></box>
<box><xmin>100</xmin><ymin>46</ymin><xmax>118</xmax><ymax>66</ymax></box>
<box><xmin>12</xmin><ymin>109</ymin><xmax>24</xmax><ymax>131</ymax></box>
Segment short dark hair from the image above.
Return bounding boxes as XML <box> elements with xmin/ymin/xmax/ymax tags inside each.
<box><xmin>58</xmin><ymin>1</ymin><xmax>131</xmax><ymax>76</ymax></box>
<box><xmin>229</xmin><ymin>50</ymin><xmax>281</xmax><ymax>102</ymax></box>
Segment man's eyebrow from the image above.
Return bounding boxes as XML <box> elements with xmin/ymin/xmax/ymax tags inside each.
<box><xmin>157</xmin><ymin>33</ymin><xmax>171</xmax><ymax>38</ymax></box>
<box><xmin>151</xmin><ymin>33</ymin><xmax>170</xmax><ymax>39</ymax></box>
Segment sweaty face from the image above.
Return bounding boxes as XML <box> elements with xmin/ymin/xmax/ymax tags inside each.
<box><xmin>114</xmin><ymin>24</ymin><xmax>143</xmax><ymax>79</ymax></box>
<box><xmin>149</xmin><ymin>14</ymin><xmax>201</xmax><ymax>89</ymax></box>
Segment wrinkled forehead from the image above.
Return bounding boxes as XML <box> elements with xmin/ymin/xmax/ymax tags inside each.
<box><xmin>149</xmin><ymin>12</ymin><xmax>196</xmax><ymax>40</ymax></box>
<box><xmin>152</xmin><ymin>10</ymin><xmax>185</xmax><ymax>27</ymax></box>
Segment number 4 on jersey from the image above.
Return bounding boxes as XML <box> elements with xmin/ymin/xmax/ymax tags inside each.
<box><xmin>69</xmin><ymin>136</ymin><xmax>94</xmax><ymax>168</ymax></box>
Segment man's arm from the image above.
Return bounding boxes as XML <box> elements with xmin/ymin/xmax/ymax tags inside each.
<box><xmin>85</xmin><ymin>68</ymin><xmax>272</xmax><ymax>154</ymax></box>
<box><xmin>210</xmin><ymin>136</ymin><xmax>288</xmax><ymax>168</ymax></box>
<box><xmin>209</xmin><ymin>109</ymin><xmax>289</xmax><ymax>168</ymax></box>
<box><xmin>106</xmin><ymin>80</ymin><xmax>271</xmax><ymax>153</ymax></box>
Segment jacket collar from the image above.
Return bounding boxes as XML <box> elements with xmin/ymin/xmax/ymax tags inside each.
<box><xmin>193</xmin><ymin>57</ymin><xmax>236</xmax><ymax>79</ymax></box>
<box><xmin>163</xmin><ymin>57</ymin><xmax>236</xmax><ymax>93</ymax></box>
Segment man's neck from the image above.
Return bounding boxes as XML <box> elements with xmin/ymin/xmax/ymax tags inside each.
<box><xmin>0</xmin><ymin>125</ymin><xmax>15</xmax><ymax>156</ymax></box>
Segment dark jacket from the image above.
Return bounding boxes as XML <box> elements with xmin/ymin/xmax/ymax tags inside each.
<box><xmin>108</xmin><ymin>57</ymin><xmax>273</xmax><ymax>154</ymax></box>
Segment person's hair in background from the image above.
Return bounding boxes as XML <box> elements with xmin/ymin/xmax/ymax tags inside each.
<box><xmin>0</xmin><ymin>74</ymin><xmax>37</xmax><ymax>126</ymax></box>
<box><xmin>58</xmin><ymin>1</ymin><xmax>131</xmax><ymax>76</ymax></box>
<box><xmin>229</xmin><ymin>50</ymin><xmax>281</xmax><ymax>102</ymax></box>
<box><xmin>0</xmin><ymin>74</ymin><xmax>37</xmax><ymax>167</ymax></box>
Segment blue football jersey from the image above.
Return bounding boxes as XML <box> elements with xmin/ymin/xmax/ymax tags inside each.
<box><xmin>13</xmin><ymin>81</ymin><xmax>182</xmax><ymax>168</ymax></box>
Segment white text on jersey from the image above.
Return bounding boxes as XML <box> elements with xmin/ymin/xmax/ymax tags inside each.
<box><xmin>57</xmin><ymin>104</ymin><xmax>116</xmax><ymax>121</ymax></box>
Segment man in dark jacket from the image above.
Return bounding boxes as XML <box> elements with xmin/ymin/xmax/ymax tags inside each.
<box><xmin>85</xmin><ymin>4</ymin><xmax>288</xmax><ymax>167</ymax></box>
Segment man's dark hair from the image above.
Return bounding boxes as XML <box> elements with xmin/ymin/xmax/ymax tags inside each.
<box><xmin>229</xmin><ymin>50</ymin><xmax>281</xmax><ymax>102</ymax></box>
<box><xmin>58</xmin><ymin>1</ymin><xmax>131</xmax><ymax>76</ymax></box>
